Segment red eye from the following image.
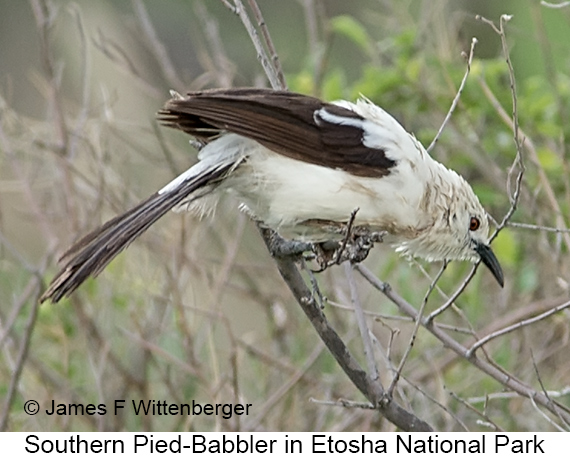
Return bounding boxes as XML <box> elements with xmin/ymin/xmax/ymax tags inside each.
<box><xmin>469</xmin><ymin>217</ymin><xmax>480</xmax><ymax>231</ymax></box>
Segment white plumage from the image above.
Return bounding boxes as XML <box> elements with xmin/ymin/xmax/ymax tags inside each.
<box><xmin>163</xmin><ymin>97</ymin><xmax>492</xmax><ymax>264</ymax></box>
<box><xmin>41</xmin><ymin>88</ymin><xmax>503</xmax><ymax>303</ymax></box>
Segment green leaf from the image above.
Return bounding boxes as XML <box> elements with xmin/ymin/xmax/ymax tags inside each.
<box><xmin>321</xmin><ymin>69</ymin><xmax>346</xmax><ymax>101</ymax></box>
<box><xmin>288</xmin><ymin>70</ymin><xmax>315</xmax><ymax>95</ymax></box>
<box><xmin>351</xmin><ymin>65</ymin><xmax>401</xmax><ymax>101</ymax></box>
<box><xmin>330</xmin><ymin>15</ymin><xmax>374</xmax><ymax>56</ymax></box>
<box><xmin>537</xmin><ymin>147</ymin><xmax>562</xmax><ymax>172</ymax></box>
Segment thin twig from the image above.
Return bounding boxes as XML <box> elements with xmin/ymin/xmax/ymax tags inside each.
<box><xmin>478</xmin><ymin>76</ymin><xmax>570</xmax><ymax>250</ymax></box>
<box><xmin>426</xmin><ymin>264</ymin><xmax>477</xmax><ymax>322</ymax></box>
<box><xmin>0</xmin><ymin>283</ymin><xmax>42</xmax><ymax>431</ymax></box>
<box><xmin>530</xmin><ymin>351</ymin><xmax>569</xmax><ymax>431</ymax></box>
<box><xmin>246</xmin><ymin>0</ymin><xmax>287</xmax><ymax>89</ymax></box>
<box><xmin>334</xmin><ymin>207</ymin><xmax>359</xmax><ymax>265</ymax></box>
<box><xmin>467</xmin><ymin>300</ymin><xmax>570</xmax><ymax>356</ymax></box>
<box><xmin>221</xmin><ymin>0</ymin><xmax>284</xmax><ymax>90</ymax></box>
<box><xmin>528</xmin><ymin>395</ymin><xmax>568</xmax><ymax>431</ymax></box>
<box><xmin>132</xmin><ymin>0</ymin><xmax>186</xmax><ymax>91</ymax></box>
<box><xmin>355</xmin><ymin>264</ymin><xmax>570</xmax><ymax>424</ymax></box>
<box><xmin>309</xmin><ymin>398</ymin><xmax>375</xmax><ymax>410</ymax></box>
<box><xmin>447</xmin><ymin>389</ymin><xmax>503</xmax><ymax>432</ymax></box>
<box><xmin>507</xmin><ymin>221</ymin><xmax>570</xmax><ymax>233</ymax></box>
<box><xmin>344</xmin><ymin>263</ymin><xmax>379</xmax><ymax>381</ymax></box>
<box><xmin>468</xmin><ymin>386</ymin><xmax>570</xmax><ymax>404</ymax></box>
<box><xmin>388</xmin><ymin>262</ymin><xmax>447</xmax><ymax>396</ymax></box>
<box><xmin>427</xmin><ymin>37</ymin><xmax>477</xmax><ymax>153</ymax></box>
<box><xmin>476</xmin><ymin>15</ymin><xmax>526</xmax><ymax>247</ymax></box>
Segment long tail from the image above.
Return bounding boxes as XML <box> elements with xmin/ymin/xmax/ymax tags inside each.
<box><xmin>40</xmin><ymin>162</ymin><xmax>233</xmax><ymax>303</ymax></box>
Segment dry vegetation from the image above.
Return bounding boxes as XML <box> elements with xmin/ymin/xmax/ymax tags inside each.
<box><xmin>1</xmin><ymin>0</ymin><xmax>569</xmax><ymax>432</ymax></box>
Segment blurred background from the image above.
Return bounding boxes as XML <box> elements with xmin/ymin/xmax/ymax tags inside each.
<box><xmin>1</xmin><ymin>0</ymin><xmax>569</xmax><ymax>431</ymax></box>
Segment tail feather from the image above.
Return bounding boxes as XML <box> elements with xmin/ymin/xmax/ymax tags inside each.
<box><xmin>40</xmin><ymin>162</ymin><xmax>234</xmax><ymax>303</ymax></box>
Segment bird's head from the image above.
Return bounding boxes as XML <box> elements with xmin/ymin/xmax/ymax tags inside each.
<box><xmin>395</xmin><ymin>171</ymin><xmax>504</xmax><ymax>287</ymax></box>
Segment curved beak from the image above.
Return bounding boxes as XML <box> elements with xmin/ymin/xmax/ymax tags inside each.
<box><xmin>475</xmin><ymin>242</ymin><xmax>504</xmax><ymax>287</ymax></box>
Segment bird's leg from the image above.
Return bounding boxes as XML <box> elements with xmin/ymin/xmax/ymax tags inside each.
<box><xmin>262</xmin><ymin>212</ymin><xmax>384</xmax><ymax>272</ymax></box>
<box><xmin>311</xmin><ymin>208</ymin><xmax>361</xmax><ymax>271</ymax></box>
<box><xmin>314</xmin><ymin>231</ymin><xmax>386</xmax><ymax>271</ymax></box>
<box><xmin>264</xmin><ymin>228</ymin><xmax>313</xmax><ymax>258</ymax></box>
<box><xmin>312</xmin><ymin>209</ymin><xmax>386</xmax><ymax>269</ymax></box>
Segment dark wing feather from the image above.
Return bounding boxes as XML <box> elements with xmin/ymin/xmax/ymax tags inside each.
<box><xmin>158</xmin><ymin>88</ymin><xmax>395</xmax><ymax>178</ymax></box>
<box><xmin>41</xmin><ymin>163</ymin><xmax>233</xmax><ymax>303</ymax></box>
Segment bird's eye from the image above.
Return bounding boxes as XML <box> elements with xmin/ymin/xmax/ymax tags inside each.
<box><xmin>469</xmin><ymin>216</ymin><xmax>480</xmax><ymax>231</ymax></box>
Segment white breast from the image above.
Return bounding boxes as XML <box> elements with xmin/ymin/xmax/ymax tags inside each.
<box><xmin>222</xmin><ymin>136</ymin><xmax>430</xmax><ymax>241</ymax></box>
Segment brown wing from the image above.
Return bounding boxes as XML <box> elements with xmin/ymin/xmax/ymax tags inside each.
<box><xmin>158</xmin><ymin>88</ymin><xmax>395</xmax><ymax>178</ymax></box>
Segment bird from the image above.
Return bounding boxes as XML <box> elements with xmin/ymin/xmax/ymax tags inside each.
<box><xmin>40</xmin><ymin>87</ymin><xmax>503</xmax><ymax>303</ymax></box>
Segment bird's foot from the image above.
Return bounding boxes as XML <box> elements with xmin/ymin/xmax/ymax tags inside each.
<box><xmin>342</xmin><ymin>229</ymin><xmax>385</xmax><ymax>264</ymax></box>
<box><xmin>267</xmin><ymin>231</ymin><xmax>313</xmax><ymax>259</ymax></box>
<box><xmin>261</xmin><ymin>219</ymin><xmax>384</xmax><ymax>272</ymax></box>
<box><xmin>312</xmin><ymin>228</ymin><xmax>385</xmax><ymax>271</ymax></box>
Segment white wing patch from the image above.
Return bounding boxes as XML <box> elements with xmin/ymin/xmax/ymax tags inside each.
<box><xmin>328</xmin><ymin>98</ymin><xmax>429</xmax><ymax>164</ymax></box>
<box><xmin>158</xmin><ymin>134</ymin><xmax>247</xmax><ymax>195</ymax></box>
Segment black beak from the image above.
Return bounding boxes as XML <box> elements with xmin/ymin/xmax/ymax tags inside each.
<box><xmin>475</xmin><ymin>242</ymin><xmax>504</xmax><ymax>287</ymax></box>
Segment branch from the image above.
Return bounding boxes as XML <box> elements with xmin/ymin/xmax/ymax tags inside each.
<box><xmin>427</xmin><ymin>37</ymin><xmax>477</xmax><ymax>153</ymax></box>
<box><xmin>476</xmin><ymin>15</ymin><xmax>526</xmax><ymax>243</ymax></box>
<box><xmin>355</xmin><ymin>264</ymin><xmax>570</xmax><ymax>424</ymax></box>
<box><xmin>246</xmin><ymin>0</ymin><xmax>287</xmax><ymax>89</ymax></box>
<box><xmin>221</xmin><ymin>0</ymin><xmax>285</xmax><ymax>90</ymax></box>
<box><xmin>345</xmin><ymin>263</ymin><xmax>379</xmax><ymax>381</ymax></box>
<box><xmin>467</xmin><ymin>300</ymin><xmax>570</xmax><ymax>356</ymax></box>
<box><xmin>226</xmin><ymin>0</ymin><xmax>431</xmax><ymax>431</ymax></box>
<box><xmin>259</xmin><ymin>228</ymin><xmax>433</xmax><ymax>431</ymax></box>
<box><xmin>388</xmin><ymin>262</ymin><xmax>447</xmax><ymax>395</ymax></box>
<box><xmin>0</xmin><ymin>280</ymin><xmax>42</xmax><ymax>431</ymax></box>
<box><xmin>131</xmin><ymin>0</ymin><xmax>186</xmax><ymax>91</ymax></box>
